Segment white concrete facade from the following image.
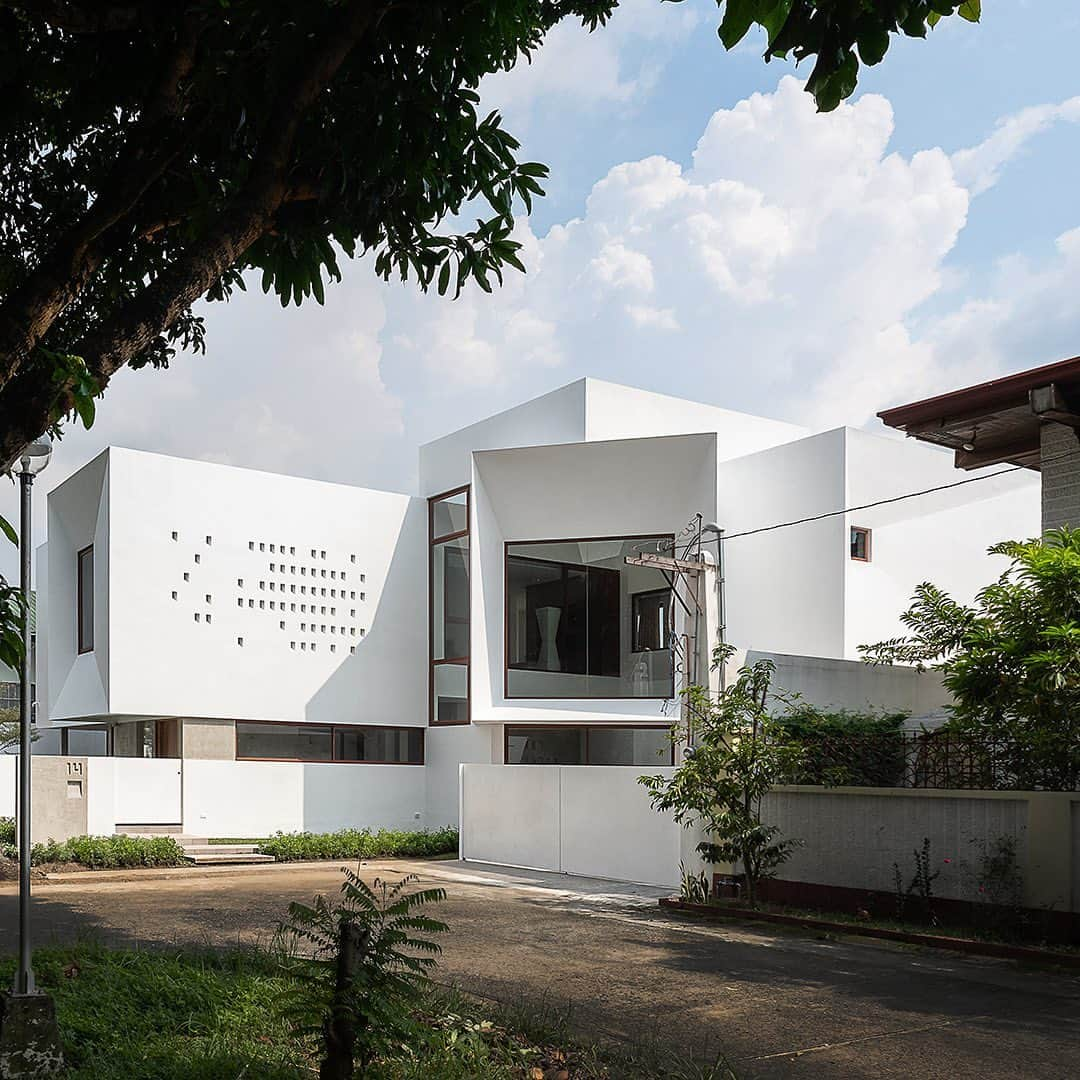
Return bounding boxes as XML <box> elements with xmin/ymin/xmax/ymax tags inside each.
<box><xmin>35</xmin><ymin>378</ymin><xmax>1040</xmax><ymax>877</ymax></box>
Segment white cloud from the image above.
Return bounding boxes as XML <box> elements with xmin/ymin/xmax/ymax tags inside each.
<box><xmin>479</xmin><ymin>0</ymin><xmax>700</xmax><ymax>129</ymax></box>
<box><xmin>951</xmin><ymin>96</ymin><xmax>1080</xmax><ymax>195</ymax></box>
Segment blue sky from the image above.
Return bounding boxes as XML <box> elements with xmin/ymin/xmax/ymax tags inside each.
<box><xmin>7</xmin><ymin>0</ymin><xmax>1080</xmax><ymax>552</ymax></box>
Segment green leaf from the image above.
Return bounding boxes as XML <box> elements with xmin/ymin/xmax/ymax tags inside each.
<box><xmin>857</xmin><ymin>28</ymin><xmax>890</xmax><ymax>66</ymax></box>
<box><xmin>718</xmin><ymin>0</ymin><xmax>757</xmax><ymax>49</ymax></box>
<box><xmin>0</xmin><ymin>516</ymin><xmax>17</xmax><ymax>548</ymax></box>
<box><xmin>436</xmin><ymin>260</ymin><xmax>451</xmax><ymax>296</ymax></box>
<box><xmin>958</xmin><ymin>0</ymin><xmax>981</xmax><ymax>21</ymax></box>
<box><xmin>759</xmin><ymin>0</ymin><xmax>793</xmax><ymax>47</ymax></box>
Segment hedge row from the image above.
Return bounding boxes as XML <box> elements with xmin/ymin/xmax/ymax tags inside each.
<box><xmin>5</xmin><ymin>834</ymin><xmax>188</xmax><ymax>869</ymax></box>
<box><xmin>256</xmin><ymin>826</ymin><xmax>458</xmax><ymax>862</ymax></box>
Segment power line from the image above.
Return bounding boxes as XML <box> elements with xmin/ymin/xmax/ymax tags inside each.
<box><xmin>717</xmin><ymin>444</ymin><xmax>1074</xmax><ymax>543</ymax></box>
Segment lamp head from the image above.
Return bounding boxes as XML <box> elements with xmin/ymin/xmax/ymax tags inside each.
<box><xmin>18</xmin><ymin>437</ymin><xmax>52</xmax><ymax>477</ymax></box>
<box><xmin>702</xmin><ymin>522</ymin><xmax>723</xmax><ymax>535</ymax></box>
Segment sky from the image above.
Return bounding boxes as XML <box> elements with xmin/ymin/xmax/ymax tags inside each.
<box><xmin>6</xmin><ymin>0</ymin><xmax>1080</xmax><ymax>561</ymax></box>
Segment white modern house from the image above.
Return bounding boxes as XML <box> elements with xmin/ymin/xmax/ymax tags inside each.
<box><xmin>29</xmin><ymin>377</ymin><xmax>1040</xmax><ymax>881</ymax></box>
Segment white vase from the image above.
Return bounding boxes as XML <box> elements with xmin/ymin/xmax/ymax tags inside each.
<box><xmin>536</xmin><ymin>606</ymin><xmax>562</xmax><ymax>671</ymax></box>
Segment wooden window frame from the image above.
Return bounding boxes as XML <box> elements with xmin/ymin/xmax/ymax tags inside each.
<box><xmin>503</xmin><ymin>534</ymin><xmax>675</xmax><ymax>701</ymax></box>
<box><xmin>631</xmin><ymin>587</ymin><xmax>670</xmax><ymax>654</ymax></box>
<box><xmin>77</xmin><ymin>544</ymin><xmax>94</xmax><ymax>654</ymax></box>
<box><xmin>235</xmin><ymin>719</ymin><xmax>425</xmax><ymax>764</ymax></box>
<box><xmin>429</xmin><ymin>485</ymin><xmax>471</xmax><ymax>726</ymax></box>
<box><xmin>850</xmin><ymin>525</ymin><xmax>872</xmax><ymax>563</ymax></box>
<box><xmin>503</xmin><ymin>724</ymin><xmax>675</xmax><ymax>766</ymax></box>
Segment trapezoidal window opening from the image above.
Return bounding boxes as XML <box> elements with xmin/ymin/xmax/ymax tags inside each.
<box><xmin>429</xmin><ymin>485</ymin><xmax>470</xmax><ymax>726</ymax></box>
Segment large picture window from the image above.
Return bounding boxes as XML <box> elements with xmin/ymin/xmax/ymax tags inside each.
<box><xmin>430</xmin><ymin>487</ymin><xmax>470</xmax><ymax>724</ymax></box>
<box><xmin>236</xmin><ymin>721</ymin><xmax>423</xmax><ymax>763</ymax></box>
<box><xmin>505</xmin><ymin>725</ymin><xmax>673</xmax><ymax>766</ymax></box>
<box><xmin>505</xmin><ymin>536</ymin><xmax>674</xmax><ymax>698</ymax></box>
<box><xmin>77</xmin><ymin>544</ymin><xmax>94</xmax><ymax>654</ymax></box>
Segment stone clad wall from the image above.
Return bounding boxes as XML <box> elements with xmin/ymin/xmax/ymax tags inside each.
<box><xmin>1041</xmin><ymin>422</ymin><xmax>1080</xmax><ymax>531</ymax></box>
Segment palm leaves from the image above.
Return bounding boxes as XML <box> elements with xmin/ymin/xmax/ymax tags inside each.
<box><xmin>277</xmin><ymin>868</ymin><xmax>448</xmax><ymax>1076</ymax></box>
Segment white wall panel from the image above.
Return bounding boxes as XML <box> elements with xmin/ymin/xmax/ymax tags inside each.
<box><xmin>560</xmin><ymin>765</ymin><xmax>680</xmax><ymax>887</ymax></box>
<box><xmin>460</xmin><ymin>764</ymin><xmax>561</xmax><ymax>871</ymax></box>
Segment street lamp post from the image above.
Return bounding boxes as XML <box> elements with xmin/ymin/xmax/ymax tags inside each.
<box><xmin>14</xmin><ymin>440</ymin><xmax>50</xmax><ymax>996</ymax></box>
<box><xmin>0</xmin><ymin>437</ymin><xmax>62</xmax><ymax>1077</ymax></box>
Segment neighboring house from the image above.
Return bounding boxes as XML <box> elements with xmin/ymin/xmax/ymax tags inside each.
<box><xmin>879</xmin><ymin>354</ymin><xmax>1080</xmax><ymax>533</ymax></box>
<box><xmin>36</xmin><ymin>378</ymin><xmax>1039</xmax><ymax>839</ymax></box>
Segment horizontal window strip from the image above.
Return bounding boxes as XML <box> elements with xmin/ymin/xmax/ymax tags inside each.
<box><xmin>235</xmin><ymin>721</ymin><xmax>424</xmax><ymax>764</ymax></box>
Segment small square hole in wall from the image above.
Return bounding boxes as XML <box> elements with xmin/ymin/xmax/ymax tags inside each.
<box><xmin>331</xmin><ymin>570</ymin><xmax>336</xmax><ymax>580</ymax></box>
<box><xmin>301</xmin><ymin>622</ymin><xmax>307</xmax><ymax>631</ymax></box>
<box><xmin>279</xmin><ymin>620</ymin><xmax>285</xmax><ymax>630</ymax></box>
<box><xmin>350</xmin><ymin>646</ymin><xmax>356</xmax><ymax>655</ymax></box>
<box><xmin>237</xmin><ymin>578</ymin><xmax>244</xmax><ymax>587</ymax></box>
<box><xmin>237</xmin><ymin>636</ymin><xmax>244</xmax><ymax>646</ymax></box>
<box><xmin>301</xmin><ymin>567</ymin><xmax>306</xmax><ymax>576</ymax></box>
<box><xmin>270</xmin><ymin>582</ymin><xmax>276</xmax><ymax>591</ymax></box>
<box><xmin>311</xmin><ymin>549</ymin><xmax>316</xmax><ymax>558</ymax></box>
<box><xmin>194</xmin><ymin>613</ymin><xmax>200</xmax><ymax>622</ymax></box>
<box><xmin>206</xmin><ymin>535</ymin><xmax>212</xmax><ymax>545</ymax></box>
<box><xmin>301</xmin><ymin>642</ymin><xmax>307</xmax><ymax>651</ymax></box>
<box><xmin>270</xmin><ymin>563</ymin><xmax>275</xmax><ymax>572</ymax></box>
<box><xmin>320</xmin><ymin>605</ymin><xmax>326</xmax><ymax>615</ymax></box>
<box><xmin>349</xmin><ymin>609</ymin><xmax>355</xmax><ymax>617</ymax></box>
<box><xmin>259</xmin><ymin>581</ymin><xmax>265</xmax><ymax>589</ymax></box>
<box><xmin>311</xmin><ymin>642</ymin><xmax>317</xmax><ymax>652</ymax></box>
<box><xmin>301</xmin><ymin>586</ymin><xmax>307</xmax><ymax>595</ymax></box>
<box><xmin>194</xmin><ymin>553</ymin><xmax>200</xmax><ymax>564</ymax></box>
<box><xmin>171</xmin><ymin>531</ymin><xmax>178</xmax><ymax>541</ymax></box>
<box><xmin>350</xmin><ymin>628</ymin><xmax>356</xmax><ymax>636</ymax></box>
<box><xmin>339</xmin><ymin>626</ymin><xmax>345</xmax><ymax>635</ymax></box>
<box><xmin>249</xmin><ymin>541</ymin><xmax>255</xmax><ymax>550</ymax></box>
<box><xmin>320</xmin><ymin>569</ymin><xmax>326</xmax><ymax>578</ymax></box>
<box><xmin>330</xmin><ymin>625</ymin><xmax>336</xmax><ymax>634</ymax></box>
<box><xmin>206</xmin><ymin>613</ymin><xmax>212</xmax><ymax>624</ymax></box>
<box><xmin>248</xmin><ymin>599</ymin><xmax>254</xmax><ymax>608</ymax></box>
<box><xmin>350</xmin><ymin>591</ymin><xmax>355</xmax><ymax>600</ymax></box>
<box><xmin>350</xmin><ymin>554</ymin><xmax>356</xmax><ymax>563</ymax></box>
<box><xmin>259</xmin><ymin>600</ymin><xmax>265</xmax><ymax>609</ymax></box>
<box><xmin>67</xmin><ymin>779</ymin><xmax>83</xmax><ymax>800</ymax></box>
<box><xmin>290</xmin><ymin>565</ymin><xmax>296</xmax><ymax>574</ymax></box>
<box><xmin>331</xmin><ymin>644</ymin><xmax>337</xmax><ymax>653</ymax></box>
<box><xmin>205</xmin><ymin>593</ymin><xmax>212</xmax><ymax>603</ymax></box>
<box><xmin>270</xmin><ymin>601</ymin><xmax>275</xmax><ymax>610</ymax></box>
<box><xmin>331</xmin><ymin>607</ymin><xmax>336</xmax><ymax>616</ymax></box>
<box><xmin>291</xmin><ymin>641</ymin><xmax>296</xmax><ymax>650</ymax></box>
<box><xmin>260</xmin><ymin>543</ymin><xmax>266</xmax><ymax>552</ymax></box>
<box><xmin>320</xmin><ymin>550</ymin><xmax>326</xmax><ymax>559</ymax></box>
<box><xmin>360</xmin><ymin>628</ymin><xmax>366</xmax><ymax>637</ymax></box>
<box><xmin>171</xmin><ymin>591</ymin><xmax>178</xmax><ymax>600</ymax></box>
<box><xmin>360</xmin><ymin>592</ymin><xmax>365</xmax><ymax>601</ymax></box>
<box><xmin>270</xmin><ymin>544</ymin><xmax>276</xmax><ymax>554</ymax></box>
<box><xmin>183</xmin><ymin>572</ymin><xmax>190</xmax><ymax>582</ymax></box>
<box><xmin>290</xmin><ymin>603</ymin><xmax>296</xmax><ymax>612</ymax></box>
<box><xmin>320</xmin><ymin>624</ymin><xmax>326</xmax><ymax>633</ymax></box>
<box><xmin>360</xmin><ymin>574</ymin><xmax>366</xmax><ymax>583</ymax></box>
<box><xmin>290</xmin><ymin>546</ymin><xmax>295</xmax><ymax>555</ymax></box>
<box><xmin>237</xmin><ymin>598</ymin><xmax>243</xmax><ymax>607</ymax></box>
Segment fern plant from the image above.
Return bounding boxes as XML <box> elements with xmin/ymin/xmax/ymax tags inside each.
<box><xmin>277</xmin><ymin>869</ymin><xmax>449</xmax><ymax>1078</ymax></box>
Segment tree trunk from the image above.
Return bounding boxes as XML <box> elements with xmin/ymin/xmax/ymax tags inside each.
<box><xmin>321</xmin><ymin>920</ymin><xmax>368</xmax><ymax>1080</ymax></box>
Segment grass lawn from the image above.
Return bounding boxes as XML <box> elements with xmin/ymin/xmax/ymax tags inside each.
<box><xmin>0</xmin><ymin>946</ymin><xmax>734</xmax><ymax>1079</ymax></box>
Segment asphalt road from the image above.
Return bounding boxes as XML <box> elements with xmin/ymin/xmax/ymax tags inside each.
<box><xmin>1</xmin><ymin>858</ymin><xmax>1078</xmax><ymax>1079</ymax></box>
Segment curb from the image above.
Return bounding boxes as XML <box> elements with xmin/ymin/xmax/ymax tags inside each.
<box><xmin>658</xmin><ymin>898</ymin><xmax>1080</xmax><ymax>970</ymax></box>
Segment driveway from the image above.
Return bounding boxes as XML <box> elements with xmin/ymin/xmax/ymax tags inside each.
<box><xmin>2</xmin><ymin>858</ymin><xmax>1078</xmax><ymax>1078</ymax></box>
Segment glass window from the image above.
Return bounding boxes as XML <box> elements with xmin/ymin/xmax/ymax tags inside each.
<box><xmin>431</xmin><ymin>489</ymin><xmax>468</xmax><ymax>540</ymax></box>
<box><xmin>506</xmin><ymin>727</ymin><xmax>586</xmax><ymax>765</ymax></box>
<box><xmin>77</xmin><ymin>545</ymin><xmax>94</xmax><ymax>653</ymax></box>
<box><xmin>632</xmin><ymin>589</ymin><xmax>669</xmax><ymax>653</ymax></box>
<box><xmin>236</xmin><ymin>723</ymin><xmax>332</xmax><ymax>760</ymax></box>
<box><xmin>505</xmin><ymin>537</ymin><xmax>673</xmax><ymax>699</ymax></box>
<box><xmin>432</xmin><ymin>662</ymin><xmax>468</xmax><ymax>725</ymax></box>
<box><xmin>431</xmin><ymin>536</ymin><xmax>469</xmax><ymax>660</ymax></box>
<box><xmin>430</xmin><ymin>486</ymin><xmax>470</xmax><ymax>724</ymax></box>
<box><xmin>505</xmin><ymin>725</ymin><xmax>672</xmax><ymax>766</ymax></box>
<box><xmin>335</xmin><ymin>726</ymin><xmax>423</xmax><ymax>764</ymax></box>
<box><xmin>850</xmin><ymin>526</ymin><xmax>871</xmax><ymax>561</ymax></box>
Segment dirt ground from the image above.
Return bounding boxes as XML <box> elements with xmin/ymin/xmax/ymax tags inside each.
<box><xmin>2</xmin><ymin>858</ymin><xmax>1079</xmax><ymax>1079</ymax></box>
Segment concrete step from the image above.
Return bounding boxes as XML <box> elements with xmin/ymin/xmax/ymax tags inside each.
<box><xmin>181</xmin><ymin>844</ymin><xmax>261</xmax><ymax>856</ymax></box>
<box><xmin>184</xmin><ymin>852</ymin><xmax>276</xmax><ymax>865</ymax></box>
<box><xmin>117</xmin><ymin>832</ymin><xmax>209</xmax><ymax>844</ymax></box>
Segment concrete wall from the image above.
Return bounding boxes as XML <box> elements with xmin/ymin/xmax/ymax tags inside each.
<box><xmin>460</xmin><ymin>763</ymin><xmax>686</xmax><ymax>887</ymax></box>
<box><xmin>0</xmin><ymin>756</ymin><xmax>13</xmax><ymax>816</ymax></box>
<box><xmin>28</xmin><ymin>758</ymin><xmax>89</xmax><ymax>844</ymax></box>
<box><xmin>1041</xmin><ymin>421</ymin><xmax>1080</xmax><ymax>531</ymax></box>
<box><xmin>182</xmin><ymin>760</ymin><xmax>427</xmax><ymax>838</ymax></box>
<box><xmin>763</xmin><ymin>785</ymin><xmax>1080</xmax><ymax>913</ymax></box>
<box><xmin>182</xmin><ymin>718</ymin><xmax>236</xmax><ymax>760</ymax></box>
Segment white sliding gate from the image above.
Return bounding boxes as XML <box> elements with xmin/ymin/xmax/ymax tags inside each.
<box><xmin>459</xmin><ymin>763</ymin><xmax>682</xmax><ymax>887</ymax></box>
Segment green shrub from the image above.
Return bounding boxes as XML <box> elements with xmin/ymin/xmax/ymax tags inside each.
<box><xmin>257</xmin><ymin>826</ymin><xmax>458</xmax><ymax>863</ymax></box>
<box><xmin>30</xmin><ymin>834</ymin><xmax>186</xmax><ymax>869</ymax></box>
<box><xmin>776</xmin><ymin>707</ymin><xmax>908</xmax><ymax>787</ymax></box>
<box><xmin>0</xmin><ymin>815</ymin><xmax>14</xmax><ymax>845</ymax></box>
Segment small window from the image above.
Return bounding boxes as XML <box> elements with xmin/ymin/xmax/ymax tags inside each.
<box><xmin>351</xmin><ymin>554</ymin><xmax>357</xmax><ymax>563</ymax></box>
<box><xmin>331</xmin><ymin>644</ymin><xmax>337</xmax><ymax>653</ymax></box>
<box><xmin>205</xmin><ymin>593</ymin><xmax>212</xmax><ymax>604</ymax></box>
<box><xmin>172</xmin><ymin>591</ymin><xmax>179</xmax><ymax>601</ymax></box>
<box><xmin>171</xmin><ymin>531</ymin><xmax>178</xmax><ymax>541</ymax></box>
<box><xmin>237</xmin><ymin>578</ymin><xmax>244</xmax><ymax>587</ymax></box>
<box><xmin>850</xmin><ymin>526</ymin><xmax>872</xmax><ymax>562</ymax></box>
<box><xmin>77</xmin><ymin>545</ymin><xmax>94</xmax><ymax>653</ymax></box>
<box><xmin>632</xmin><ymin>589</ymin><xmax>669</xmax><ymax>653</ymax></box>
<box><xmin>249</xmin><ymin>541</ymin><xmax>255</xmax><ymax>551</ymax></box>
<box><xmin>280</xmin><ymin>620</ymin><xmax>286</xmax><ymax>630</ymax></box>
<box><xmin>237</xmin><ymin>636</ymin><xmax>244</xmax><ymax>646</ymax></box>
<box><xmin>194</xmin><ymin>553</ymin><xmax>200</xmax><ymax>564</ymax></box>
<box><xmin>183</xmin><ymin>572</ymin><xmax>190</xmax><ymax>582</ymax></box>
<box><xmin>237</xmin><ymin>598</ymin><xmax>243</xmax><ymax>607</ymax></box>
<box><xmin>206</xmin><ymin>535</ymin><xmax>212</xmax><ymax>546</ymax></box>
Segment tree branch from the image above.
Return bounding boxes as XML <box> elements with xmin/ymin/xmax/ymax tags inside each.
<box><xmin>0</xmin><ymin>11</ymin><xmax>201</xmax><ymax>391</ymax></box>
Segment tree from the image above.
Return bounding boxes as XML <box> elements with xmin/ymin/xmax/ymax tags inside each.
<box><xmin>640</xmin><ymin>648</ymin><xmax>803</xmax><ymax>904</ymax></box>
<box><xmin>862</xmin><ymin>529</ymin><xmax>1080</xmax><ymax>789</ymax></box>
<box><xmin>0</xmin><ymin>706</ymin><xmax>37</xmax><ymax>753</ymax></box>
<box><xmin>0</xmin><ymin>1</ymin><xmax>981</xmax><ymax>657</ymax></box>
